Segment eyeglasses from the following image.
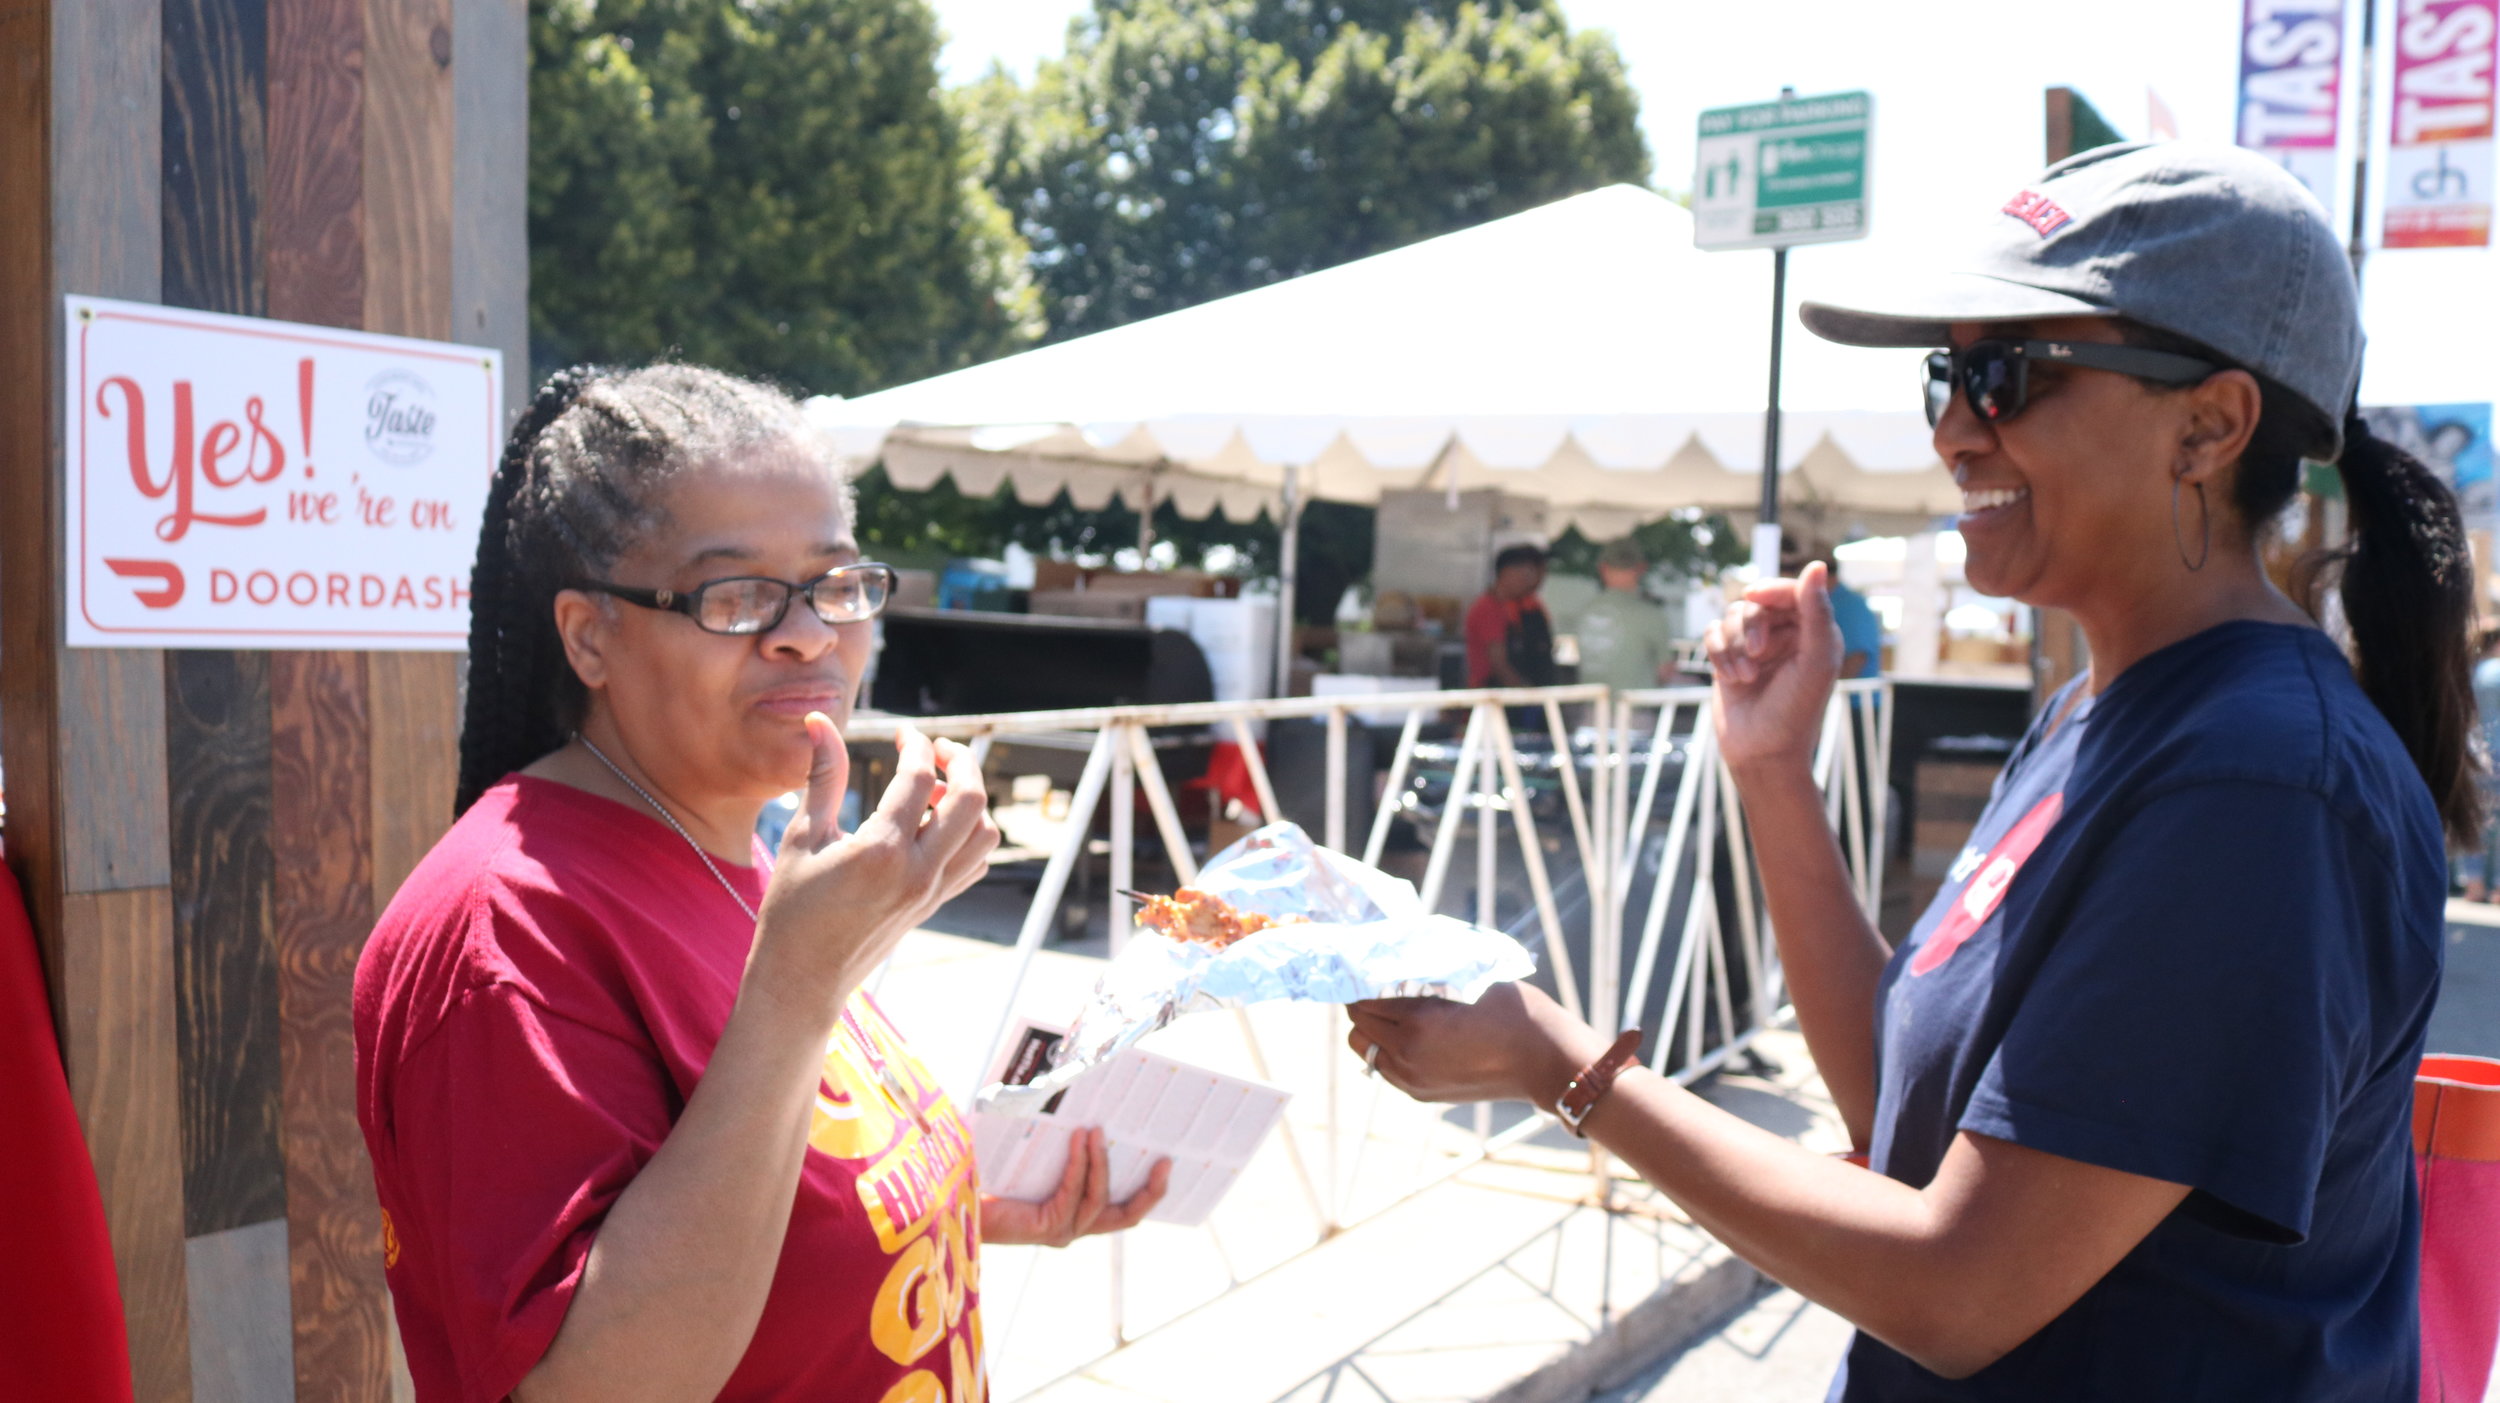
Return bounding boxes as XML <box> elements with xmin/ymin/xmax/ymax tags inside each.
<box><xmin>575</xmin><ymin>562</ymin><xmax>898</xmax><ymax>635</ymax></box>
<box><xmin>1923</xmin><ymin>339</ymin><xmax>2219</xmax><ymax>428</ymax></box>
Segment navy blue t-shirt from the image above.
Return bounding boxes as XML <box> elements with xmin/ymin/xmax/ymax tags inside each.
<box><xmin>1836</xmin><ymin>622</ymin><xmax>2444</xmax><ymax>1401</ymax></box>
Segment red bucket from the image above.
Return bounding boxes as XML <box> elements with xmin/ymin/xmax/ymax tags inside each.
<box><xmin>2417</xmin><ymin>1054</ymin><xmax>2500</xmax><ymax>1402</ymax></box>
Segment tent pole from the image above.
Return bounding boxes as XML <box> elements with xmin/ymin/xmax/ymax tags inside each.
<box><xmin>1274</xmin><ymin>465</ymin><xmax>1302</xmax><ymax>698</ymax></box>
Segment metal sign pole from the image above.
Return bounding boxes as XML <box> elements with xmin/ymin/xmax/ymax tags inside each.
<box><xmin>1752</xmin><ymin>243</ymin><xmax>1790</xmax><ymax>579</ymax></box>
<box><xmin>2347</xmin><ymin>0</ymin><xmax>2377</xmax><ymax>285</ymax></box>
<box><xmin>1273</xmin><ymin>463</ymin><xmax>1302</xmax><ymax>698</ymax></box>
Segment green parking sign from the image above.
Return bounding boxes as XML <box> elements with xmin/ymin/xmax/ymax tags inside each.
<box><xmin>1694</xmin><ymin>91</ymin><xmax>1872</xmax><ymax>250</ymax></box>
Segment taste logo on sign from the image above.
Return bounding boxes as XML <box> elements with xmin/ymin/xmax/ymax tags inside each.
<box><xmin>364</xmin><ymin>369</ymin><xmax>439</xmax><ymax>466</ymax></box>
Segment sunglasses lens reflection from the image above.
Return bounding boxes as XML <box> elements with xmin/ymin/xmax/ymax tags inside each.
<box><xmin>1923</xmin><ymin>353</ymin><xmax>1953</xmax><ymax>427</ymax></box>
<box><xmin>1963</xmin><ymin>344</ymin><xmax>2019</xmax><ymax>421</ymax></box>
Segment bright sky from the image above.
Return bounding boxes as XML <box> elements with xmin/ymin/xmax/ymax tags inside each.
<box><xmin>927</xmin><ymin>0</ymin><xmax>2497</xmax><ymax>410</ymax></box>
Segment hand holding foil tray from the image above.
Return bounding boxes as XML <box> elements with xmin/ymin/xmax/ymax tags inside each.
<box><xmin>977</xmin><ymin>821</ymin><xmax>1535</xmax><ymax>1115</ymax></box>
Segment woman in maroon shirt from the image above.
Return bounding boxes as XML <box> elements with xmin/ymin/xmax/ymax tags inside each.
<box><xmin>354</xmin><ymin>365</ymin><xmax>1163</xmax><ymax>1403</ymax></box>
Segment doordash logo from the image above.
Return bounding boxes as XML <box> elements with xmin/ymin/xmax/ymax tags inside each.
<box><xmin>67</xmin><ymin>294</ymin><xmax>500</xmax><ymax>650</ymax></box>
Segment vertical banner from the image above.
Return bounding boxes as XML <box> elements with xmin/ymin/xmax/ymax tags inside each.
<box><xmin>2386</xmin><ymin>0</ymin><xmax>2499</xmax><ymax>247</ymax></box>
<box><xmin>2237</xmin><ymin>0</ymin><xmax>2346</xmax><ymax>205</ymax></box>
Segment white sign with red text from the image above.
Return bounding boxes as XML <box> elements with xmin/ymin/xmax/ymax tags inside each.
<box><xmin>65</xmin><ymin>295</ymin><xmax>501</xmax><ymax>650</ymax></box>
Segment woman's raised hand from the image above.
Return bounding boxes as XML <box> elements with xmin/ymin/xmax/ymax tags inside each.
<box><xmin>753</xmin><ymin>716</ymin><xmax>999</xmax><ymax>1024</ymax></box>
<box><xmin>1704</xmin><ymin>560</ymin><xmax>1844</xmax><ymax>775</ymax></box>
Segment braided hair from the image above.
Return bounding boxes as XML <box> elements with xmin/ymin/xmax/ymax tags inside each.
<box><xmin>455</xmin><ymin>363</ymin><xmax>846</xmax><ymax>815</ymax></box>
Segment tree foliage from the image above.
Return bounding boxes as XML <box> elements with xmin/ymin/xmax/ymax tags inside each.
<box><xmin>529</xmin><ymin>0</ymin><xmax>1042</xmax><ymax>394</ymax></box>
<box><xmin>849</xmin><ymin>464</ymin><xmax>1284</xmax><ymax>574</ymax></box>
<box><xmin>967</xmin><ymin>0</ymin><xmax>1651</xmax><ymax>340</ymax></box>
<box><xmin>1547</xmin><ymin>512</ymin><xmax>1749</xmax><ymax>582</ymax></box>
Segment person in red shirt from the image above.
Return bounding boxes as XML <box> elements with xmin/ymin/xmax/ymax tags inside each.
<box><xmin>1462</xmin><ymin>544</ymin><xmax>1556</xmax><ymax>690</ymax></box>
<box><xmin>355</xmin><ymin>365</ymin><xmax>1164</xmax><ymax>1403</ymax></box>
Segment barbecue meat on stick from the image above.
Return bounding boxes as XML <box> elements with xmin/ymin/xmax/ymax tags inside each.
<box><xmin>1134</xmin><ymin>888</ymin><xmax>1303</xmax><ymax>948</ymax></box>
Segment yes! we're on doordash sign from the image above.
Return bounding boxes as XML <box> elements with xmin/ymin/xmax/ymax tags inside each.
<box><xmin>64</xmin><ymin>295</ymin><xmax>502</xmax><ymax>650</ymax></box>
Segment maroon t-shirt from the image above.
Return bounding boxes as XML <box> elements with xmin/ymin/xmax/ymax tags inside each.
<box><xmin>354</xmin><ymin>777</ymin><xmax>982</xmax><ymax>1402</ymax></box>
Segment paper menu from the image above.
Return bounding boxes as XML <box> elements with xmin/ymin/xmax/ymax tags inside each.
<box><xmin>971</xmin><ymin>1023</ymin><xmax>1289</xmax><ymax>1228</ymax></box>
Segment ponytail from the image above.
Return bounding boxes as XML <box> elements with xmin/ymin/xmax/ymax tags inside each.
<box><xmin>2314</xmin><ymin>411</ymin><xmax>2482</xmax><ymax>847</ymax></box>
<box><xmin>2120</xmin><ymin>320</ymin><xmax>2484</xmax><ymax>847</ymax></box>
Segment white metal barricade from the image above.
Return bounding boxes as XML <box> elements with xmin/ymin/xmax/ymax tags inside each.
<box><xmin>842</xmin><ymin>677</ymin><xmax>1893</xmax><ymax>1392</ymax></box>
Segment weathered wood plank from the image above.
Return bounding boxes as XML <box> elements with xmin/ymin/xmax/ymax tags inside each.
<box><xmin>367</xmin><ymin>652</ymin><xmax>461</xmax><ymax>907</ymax></box>
<box><xmin>266</xmin><ymin>0</ymin><xmax>363</xmax><ymax>329</ymax></box>
<box><xmin>451</xmin><ymin>0</ymin><xmax>526</xmax><ymax>415</ymax></box>
<box><xmin>0</xmin><ymin>0</ymin><xmax>65</xmax><ymax>969</ymax></box>
<box><xmin>17</xmin><ymin>8</ymin><xmax>187</xmax><ymax>1402</ymax></box>
<box><xmin>363</xmin><ymin>0</ymin><xmax>450</xmax><ymax>341</ymax></box>
<box><xmin>164</xmin><ymin>650</ymin><xmax>287</xmax><ymax>1238</ymax></box>
<box><xmin>268</xmin><ymin>651</ymin><xmax>388</xmax><ymax>1403</ymax></box>
<box><xmin>186</xmin><ymin>1219</ymin><xmax>295</xmax><ymax>1403</ymax></box>
<box><xmin>60</xmin><ymin>886</ymin><xmax>193</xmax><ymax>1403</ymax></box>
<box><xmin>365</xmin><ymin>0</ymin><xmax>462</xmax><ymax>899</ymax></box>
<box><xmin>162</xmin><ymin>0</ymin><xmax>266</xmax><ymax>315</ymax></box>
<box><xmin>56</xmin><ymin>0</ymin><xmax>163</xmax><ymax>303</ymax></box>
<box><xmin>267</xmin><ymin>6</ymin><xmax>390</xmax><ymax>1400</ymax></box>
<box><xmin>164</xmin><ymin>0</ymin><xmax>287</xmax><ymax>1260</ymax></box>
<box><xmin>55</xmin><ymin>0</ymin><xmax>174</xmax><ymax>905</ymax></box>
<box><xmin>13</xmin><ymin>0</ymin><xmax>173</xmax><ymax>1010</ymax></box>
<box><xmin>366</xmin><ymin>0</ymin><xmax>462</xmax><ymax>911</ymax></box>
<box><xmin>63</xmin><ymin>653</ymin><xmax>178</xmax><ymax>895</ymax></box>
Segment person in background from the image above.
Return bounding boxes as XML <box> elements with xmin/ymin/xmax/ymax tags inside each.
<box><xmin>2465</xmin><ymin>626</ymin><xmax>2500</xmax><ymax>901</ymax></box>
<box><xmin>1574</xmin><ymin>537</ymin><xmax>1678</xmax><ymax>691</ymax></box>
<box><xmin>1465</xmin><ymin>543</ymin><xmax>1556</xmax><ymax>689</ymax></box>
<box><xmin>1786</xmin><ymin>533</ymin><xmax>1883</xmax><ymax>678</ymax></box>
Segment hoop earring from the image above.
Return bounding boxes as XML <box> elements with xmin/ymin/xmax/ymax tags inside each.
<box><xmin>2172</xmin><ymin>476</ymin><xmax>2211</xmax><ymax>572</ymax></box>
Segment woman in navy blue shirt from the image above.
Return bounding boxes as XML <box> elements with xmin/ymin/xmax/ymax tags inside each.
<box><xmin>1352</xmin><ymin>143</ymin><xmax>2468</xmax><ymax>1399</ymax></box>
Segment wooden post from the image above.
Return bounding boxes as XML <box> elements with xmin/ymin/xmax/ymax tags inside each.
<box><xmin>0</xmin><ymin>3</ymin><xmax>527</xmax><ymax>1399</ymax></box>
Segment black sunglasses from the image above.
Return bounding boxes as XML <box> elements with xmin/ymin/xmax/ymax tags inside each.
<box><xmin>1923</xmin><ymin>339</ymin><xmax>2219</xmax><ymax>428</ymax></box>
<box><xmin>575</xmin><ymin>562</ymin><xmax>898</xmax><ymax>635</ymax></box>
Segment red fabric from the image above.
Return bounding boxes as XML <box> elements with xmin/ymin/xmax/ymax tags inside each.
<box><xmin>0</xmin><ymin>861</ymin><xmax>134</xmax><ymax>1403</ymax></box>
<box><xmin>1192</xmin><ymin>741</ymin><xmax>1266</xmax><ymax>817</ymax></box>
<box><xmin>355</xmin><ymin>778</ymin><xmax>982</xmax><ymax>1403</ymax></box>
<box><xmin>2416</xmin><ymin>1054</ymin><xmax>2500</xmax><ymax>1403</ymax></box>
<box><xmin>1463</xmin><ymin>592</ymin><xmax>1543</xmax><ymax>686</ymax></box>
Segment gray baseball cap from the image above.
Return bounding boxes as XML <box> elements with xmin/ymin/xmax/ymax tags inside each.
<box><xmin>1799</xmin><ymin>142</ymin><xmax>2361</xmax><ymax>456</ymax></box>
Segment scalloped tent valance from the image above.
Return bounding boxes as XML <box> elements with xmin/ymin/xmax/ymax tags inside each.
<box><xmin>809</xmin><ymin>184</ymin><xmax>1958</xmax><ymax>538</ymax></box>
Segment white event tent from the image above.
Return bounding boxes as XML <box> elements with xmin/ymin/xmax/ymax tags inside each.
<box><xmin>807</xmin><ymin>182</ymin><xmax>1959</xmax><ymax>686</ymax></box>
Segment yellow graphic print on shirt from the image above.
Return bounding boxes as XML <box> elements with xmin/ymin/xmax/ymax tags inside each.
<box><xmin>808</xmin><ymin>997</ymin><xmax>986</xmax><ymax>1402</ymax></box>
